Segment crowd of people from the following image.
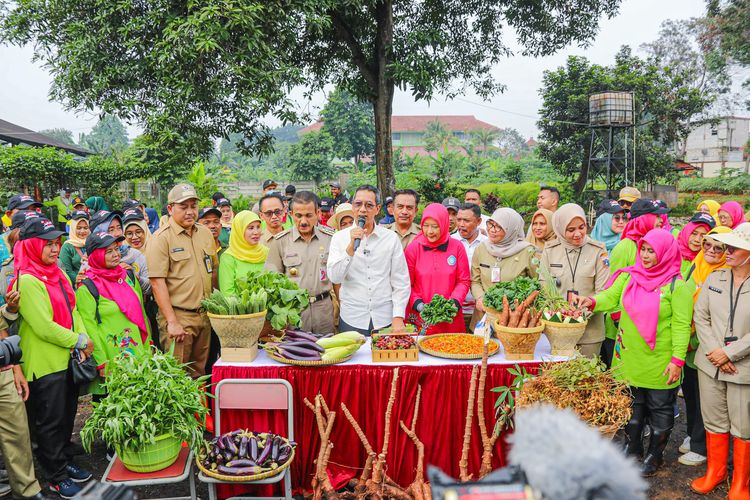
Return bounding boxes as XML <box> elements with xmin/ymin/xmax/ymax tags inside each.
<box><xmin>0</xmin><ymin>179</ymin><xmax>748</xmax><ymax>498</ymax></box>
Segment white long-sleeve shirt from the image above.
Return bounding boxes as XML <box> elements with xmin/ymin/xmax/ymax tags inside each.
<box><xmin>327</xmin><ymin>225</ymin><xmax>410</xmax><ymax>330</ymax></box>
<box><xmin>451</xmin><ymin>231</ymin><xmax>487</xmax><ymax>314</ymax></box>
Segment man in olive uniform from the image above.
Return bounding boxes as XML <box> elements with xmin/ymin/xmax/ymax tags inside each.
<box><xmin>264</xmin><ymin>191</ymin><xmax>335</xmax><ymax>334</ymax></box>
<box><xmin>259</xmin><ymin>193</ymin><xmax>289</xmax><ymax>245</ymax></box>
<box><xmin>147</xmin><ymin>184</ymin><xmax>219</xmax><ymax>377</ymax></box>
<box><xmin>387</xmin><ymin>189</ymin><xmax>420</xmax><ymax>250</ymax></box>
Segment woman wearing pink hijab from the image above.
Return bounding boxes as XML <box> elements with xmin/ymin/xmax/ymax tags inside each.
<box><xmin>575</xmin><ymin>229</ymin><xmax>693</xmax><ymax>476</ymax></box>
<box><xmin>717</xmin><ymin>201</ymin><xmax>745</xmax><ymax>229</ymax></box>
<box><xmin>405</xmin><ymin>203</ymin><xmax>470</xmax><ymax>334</ymax></box>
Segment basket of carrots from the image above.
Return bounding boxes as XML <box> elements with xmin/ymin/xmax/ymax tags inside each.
<box><xmin>490</xmin><ymin>286</ymin><xmax>544</xmax><ymax>360</ymax></box>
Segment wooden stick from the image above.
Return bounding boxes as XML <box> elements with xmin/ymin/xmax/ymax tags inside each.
<box><xmin>341</xmin><ymin>402</ymin><xmax>374</xmax><ymax>454</ymax></box>
<box><xmin>380</xmin><ymin>367</ymin><xmax>400</xmax><ymax>458</ymax></box>
<box><xmin>477</xmin><ymin>342</ymin><xmax>496</xmax><ymax>478</ymax></box>
<box><xmin>410</xmin><ymin>385</ymin><xmax>422</xmax><ymax>432</ymax></box>
<box><xmin>459</xmin><ymin>365</ymin><xmax>479</xmax><ymax>482</ymax></box>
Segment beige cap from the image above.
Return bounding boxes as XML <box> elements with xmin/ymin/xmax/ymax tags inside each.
<box><xmin>711</xmin><ymin>222</ymin><xmax>750</xmax><ymax>252</ymax></box>
<box><xmin>331</xmin><ymin>203</ymin><xmax>355</xmax><ymax>230</ymax></box>
<box><xmin>168</xmin><ymin>183</ymin><xmax>199</xmax><ymax>204</ymax></box>
<box><xmin>618</xmin><ymin>186</ymin><xmax>642</xmax><ymax>203</ymax></box>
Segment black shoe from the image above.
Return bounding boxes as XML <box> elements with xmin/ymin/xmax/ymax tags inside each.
<box><xmin>48</xmin><ymin>479</ymin><xmax>82</xmax><ymax>499</ymax></box>
<box><xmin>64</xmin><ymin>463</ymin><xmax>92</xmax><ymax>483</ymax></box>
<box><xmin>641</xmin><ymin>431</ymin><xmax>670</xmax><ymax>477</ymax></box>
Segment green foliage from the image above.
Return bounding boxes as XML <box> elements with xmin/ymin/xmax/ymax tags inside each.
<box><xmin>39</xmin><ymin>128</ymin><xmax>76</xmax><ymax>145</ymax></box>
<box><xmin>80</xmin><ymin>348</ymin><xmax>209</xmax><ymax>454</ymax></box>
<box><xmin>186</xmin><ymin>162</ymin><xmax>219</xmax><ymax>201</ymax></box>
<box><xmin>496</xmin><ymin>127</ymin><xmax>528</xmax><ymax>156</ymax></box>
<box><xmin>242</xmin><ymin>271</ymin><xmax>310</xmax><ymax>330</ymax></box>
<box><xmin>678</xmin><ymin>171</ymin><xmax>750</xmax><ymax>195</ymax></box>
<box><xmin>471</xmin><ymin>182</ymin><xmax>542</xmax><ymax>215</ymax></box>
<box><xmin>705</xmin><ymin>0</ymin><xmax>750</xmax><ymax>96</ymax></box>
<box><xmin>423</xmin><ymin>121</ymin><xmax>460</xmax><ymax>153</ymax></box>
<box><xmin>201</xmin><ymin>288</ymin><xmax>268</xmax><ymax>315</ymax></box>
<box><xmin>420</xmin><ymin>294</ymin><xmax>459</xmax><ymax>328</ymax></box>
<box><xmin>78</xmin><ymin>115</ymin><xmax>129</xmax><ymax>156</ymax></box>
<box><xmin>320</xmin><ymin>88</ymin><xmax>375</xmax><ymax>162</ymax></box>
<box><xmin>288</xmin><ymin>131</ymin><xmax>335</xmax><ymax>184</ymax></box>
<box><xmin>483</xmin><ymin>276</ymin><xmax>541</xmax><ymax>312</ymax></box>
<box><xmin>492</xmin><ymin>364</ymin><xmax>533</xmax><ymax>431</ymax></box>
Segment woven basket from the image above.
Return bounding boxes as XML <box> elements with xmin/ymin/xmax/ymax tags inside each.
<box><xmin>208</xmin><ymin>310</ymin><xmax>266</xmax><ymax>349</ymax></box>
<box><xmin>596</xmin><ymin>423</ymin><xmax>622</xmax><ymax>440</ymax></box>
<box><xmin>196</xmin><ymin>445</ymin><xmax>295</xmax><ymax>482</ymax></box>
<box><xmin>267</xmin><ymin>352</ymin><xmax>353</xmax><ymax>366</ymax></box>
<box><xmin>119</xmin><ymin>434</ymin><xmax>181</xmax><ymax>473</ymax></box>
<box><xmin>492</xmin><ymin>321</ymin><xmax>543</xmax><ymax>360</ymax></box>
<box><xmin>541</xmin><ymin>319</ymin><xmax>588</xmax><ymax>356</ymax></box>
<box><xmin>417</xmin><ymin>334</ymin><xmax>500</xmax><ymax>360</ymax></box>
<box><xmin>484</xmin><ymin>306</ymin><xmax>503</xmax><ymax>323</ymax></box>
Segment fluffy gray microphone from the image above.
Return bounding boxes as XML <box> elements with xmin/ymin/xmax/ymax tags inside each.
<box><xmin>353</xmin><ymin>215</ymin><xmax>366</xmax><ymax>251</ymax></box>
<box><xmin>508</xmin><ymin>405</ymin><xmax>646</xmax><ymax>500</ymax></box>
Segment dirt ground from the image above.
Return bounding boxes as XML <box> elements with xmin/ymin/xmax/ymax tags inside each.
<box><xmin>65</xmin><ymin>395</ymin><xmax>725</xmax><ymax>499</ymax></box>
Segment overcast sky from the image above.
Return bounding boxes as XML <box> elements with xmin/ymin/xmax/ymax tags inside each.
<box><xmin>0</xmin><ymin>0</ymin><xmax>711</xmax><ymax>141</ymax></box>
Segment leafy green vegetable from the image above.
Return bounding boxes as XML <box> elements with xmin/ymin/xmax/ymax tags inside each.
<box><xmin>420</xmin><ymin>294</ymin><xmax>459</xmax><ymax>327</ymax></box>
<box><xmin>80</xmin><ymin>347</ymin><xmax>209</xmax><ymax>455</ymax></box>
<box><xmin>201</xmin><ymin>289</ymin><xmax>268</xmax><ymax>315</ymax></box>
<box><xmin>245</xmin><ymin>271</ymin><xmax>310</xmax><ymax>330</ymax></box>
<box><xmin>483</xmin><ymin>276</ymin><xmax>541</xmax><ymax>311</ymax></box>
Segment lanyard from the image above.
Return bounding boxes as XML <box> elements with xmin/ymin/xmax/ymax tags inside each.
<box><xmin>729</xmin><ymin>273</ymin><xmax>748</xmax><ymax>335</ymax></box>
<box><xmin>565</xmin><ymin>247</ymin><xmax>582</xmax><ymax>287</ymax></box>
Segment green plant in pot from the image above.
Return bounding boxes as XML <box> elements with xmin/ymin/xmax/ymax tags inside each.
<box><xmin>80</xmin><ymin>348</ymin><xmax>209</xmax><ymax>472</ymax></box>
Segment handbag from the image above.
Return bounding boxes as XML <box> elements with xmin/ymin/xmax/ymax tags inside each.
<box><xmin>58</xmin><ymin>281</ymin><xmax>97</xmax><ymax>385</ymax></box>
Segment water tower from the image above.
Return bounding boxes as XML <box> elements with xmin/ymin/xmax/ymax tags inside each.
<box><xmin>586</xmin><ymin>92</ymin><xmax>635</xmax><ymax>197</ymax></box>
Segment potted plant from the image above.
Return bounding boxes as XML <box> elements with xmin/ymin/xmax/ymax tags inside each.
<box><xmin>81</xmin><ymin>349</ymin><xmax>209</xmax><ymax>472</ymax></box>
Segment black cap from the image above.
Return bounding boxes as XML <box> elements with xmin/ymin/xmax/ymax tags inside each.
<box><xmin>89</xmin><ymin>210</ymin><xmax>123</xmax><ymax>230</ymax></box>
<box><xmin>70</xmin><ymin>210</ymin><xmax>90</xmax><ymax>221</ymax></box>
<box><xmin>85</xmin><ymin>231</ymin><xmax>125</xmax><ymax>255</ymax></box>
<box><xmin>7</xmin><ymin>194</ymin><xmax>42</xmax><ymax>212</ymax></box>
<box><xmin>385</xmin><ymin>196</ymin><xmax>394</xmax><ymax>206</ymax></box>
<box><xmin>11</xmin><ymin>211</ymin><xmax>40</xmax><ymax>230</ymax></box>
<box><xmin>122</xmin><ymin>208</ymin><xmax>145</xmax><ymax>226</ymax></box>
<box><xmin>442</xmin><ymin>197</ymin><xmax>461</xmax><ymax>213</ymax></box>
<box><xmin>211</xmin><ymin>192</ymin><xmax>226</xmax><ymax>202</ymax></box>
<box><xmin>320</xmin><ymin>197</ymin><xmax>334</xmax><ymax>212</ymax></box>
<box><xmin>596</xmin><ymin>199</ymin><xmax>626</xmax><ymax>217</ymax></box>
<box><xmin>655</xmin><ymin>199</ymin><xmax>671</xmax><ymax>213</ymax></box>
<box><xmin>216</xmin><ymin>198</ymin><xmax>231</xmax><ymax>208</ymax></box>
<box><xmin>71</xmin><ymin>196</ymin><xmax>86</xmax><ymax>208</ymax></box>
<box><xmin>19</xmin><ymin>217</ymin><xmax>65</xmax><ymax>241</ymax></box>
<box><xmin>689</xmin><ymin>212</ymin><xmax>717</xmax><ymax>229</ymax></box>
<box><xmin>122</xmin><ymin>199</ymin><xmax>143</xmax><ymax>211</ymax></box>
<box><xmin>629</xmin><ymin>198</ymin><xmax>669</xmax><ymax>219</ymax></box>
<box><xmin>198</xmin><ymin>207</ymin><xmax>222</xmax><ymax>220</ymax></box>
<box><xmin>329</xmin><ymin>181</ymin><xmax>342</xmax><ymax>189</ymax></box>
<box><xmin>262</xmin><ymin>179</ymin><xmax>278</xmax><ymax>190</ymax></box>
<box><xmin>285</xmin><ymin>185</ymin><xmax>296</xmax><ymax>196</ymax></box>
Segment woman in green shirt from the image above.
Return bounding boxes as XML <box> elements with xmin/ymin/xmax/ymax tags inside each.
<box><xmin>59</xmin><ymin>211</ymin><xmax>90</xmax><ymax>284</ymax></box>
<box><xmin>576</xmin><ymin>228</ymin><xmax>692</xmax><ymax>476</ymax></box>
<box><xmin>219</xmin><ymin>210</ymin><xmax>268</xmax><ymax>295</ymax></box>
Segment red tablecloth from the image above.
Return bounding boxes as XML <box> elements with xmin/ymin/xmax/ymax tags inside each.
<box><xmin>211</xmin><ymin>361</ymin><xmax>542</xmax><ymax>497</ymax></box>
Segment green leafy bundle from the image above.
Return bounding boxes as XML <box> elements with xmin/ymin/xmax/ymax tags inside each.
<box><xmin>483</xmin><ymin>276</ymin><xmax>541</xmax><ymax>311</ymax></box>
<box><xmin>202</xmin><ymin>289</ymin><xmax>268</xmax><ymax>315</ymax></box>
<box><xmin>244</xmin><ymin>271</ymin><xmax>310</xmax><ymax>330</ymax></box>
<box><xmin>80</xmin><ymin>348</ymin><xmax>208</xmax><ymax>454</ymax></box>
<box><xmin>421</xmin><ymin>294</ymin><xmax>458</xmax><ymax>327</ymax></box>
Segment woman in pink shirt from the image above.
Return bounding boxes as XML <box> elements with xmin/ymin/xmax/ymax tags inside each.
<box><xmin>405</xmin><ymin>203</ymin><xmax>471</xmax><ymax>334</ymax></box>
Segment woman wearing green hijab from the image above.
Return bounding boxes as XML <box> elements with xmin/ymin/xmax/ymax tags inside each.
<box><xmin>219</xmin><ymin>210</ymin><xmax>268</xmax><ymax>295</ymax></box>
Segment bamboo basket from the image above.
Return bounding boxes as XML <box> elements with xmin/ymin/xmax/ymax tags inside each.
<box><xmin>196</xmin><ymin>444</ymin><xmax>295</xmax><ymax>482</ymax></box>
<box><xmin>492</xmin><ymin>321</ymin><xmax>543</xmax><ymax>360</ymax></box>
<box><xmin>267</xmin><ymin>352</ymin><xmax>353</xmax><ymax>366</ymax></box>
<box><xmin>596</xmin><ymin>423</ymin><xmax>622</xmax><ymax>441</ymax></box>
<box><xmin>371</xmin><ymin>333</ymin><xmax>419</xmax><ymax>362</ymax></box>
<box><xmin>484</xmin><ymin>305</ymin><xmax>503</xmax><ymax>323</ymax></box>
<box><xmin>541</xmin><ymin>319</ymin><xmax>588</xmax><ymax>356</ymax></box>
<box><xmin>208</xmin><ymin>310</ymin><xmax>266</xmax><ymax>362</ymax></box>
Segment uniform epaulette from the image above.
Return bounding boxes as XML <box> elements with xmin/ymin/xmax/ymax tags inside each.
<box><xmin>274</xmin><ymin>229</ymin><xmax>291</xmax><ymax>240</ymax></box>
<box><xmin>545</xmin><ymin>239</ymin><xmax>562</xmax><ymax>248</ymax></box>
<box><xmin>318</xmin><ymin>225</ymin><xmax>335</xmax><ymax>236</ymax></box>
<box><xmin>587</xmin><ymin>238</ymin><xmax>607</xmax><ymax>250</ymax></box>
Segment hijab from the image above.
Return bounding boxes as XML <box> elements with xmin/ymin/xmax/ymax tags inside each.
<box><xmin>591</xmin><ymin>213</ymin><xmax>620</xmax><ymax>254</ymax></box>
<box><xmin>608</xmin><ymin>229</ymin><xmax>682</xmax><ymax>350</ymax></box>
<box><xmin>697</xmin><ymin>199</ymin><xmax>721</xmax><ymax>225</ymax></box>
<box><xmin>677</xmin><ymin>222</ymin><xmax>710</xmax><ymax>263</ymax></box>
<box><xmin>86</xmin><ymin>247</ymin><xmax>148</xmax><ymax>343</ymax></box>
<box><xmin>413</xmin><ymin>203</ymin><xmax>450</xmax><ymax>249</ymax></box>
<box><xmin>93</xmin><ymin>214</ymin><xmax>121</xmax><ymax>235</ymax></box>
<box><xmin>14</xmin><ymin>237</ymin><xmax>75</xmax><ymax>329</ymax></box>
<box><xmin>620</xmin><ymin>213</ymin><xmax>658</xmax><ymax>242</ymax></box>
<box><xmin>483</xmin><ymin>207</ymin><xmax>533</xmax><ymax>258</ymax></box>
<box><xmin>690</xmin><ymin>226</ymin><xmax>731</xmax><ymax>298</ymax></box>
<box><xmin>85</xmin><ymin>196</ymin><xmax>109</xmax><ymax>213</ymax></box>
<box><xmin>552</xmin><ymin>203</ymin><xmax>588</xmax><ymax>250</ymax></box>
<box><xmin>719</xmin><ymin>201</ymin><xmax>744</xmax><ymax>229</ymax></box>
<box><xmin>63</xmin><ymin>218</ymin><xmax>89</xmax><ymax>248</ymax></box>
<box><xmin>145</xmin><ymin>208</ymin><xmax>159</xmax><ymax>233</ymax></box>
<box><xmin>124</xmin><ymin>219</ymin><xmax>151</xmax><ymax>253</ymax></box>
<box><xmin>226</xmin><ymin>210</ymin><xmax>268</xmax><ymax>263</ymax></box>
<box><xmin>526</xmin><ymin>209</ymin><xmax>556</xmax><ymax>250</ymax></box>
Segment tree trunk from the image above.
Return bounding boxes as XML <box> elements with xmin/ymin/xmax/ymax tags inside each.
<box><xmin>372</xmin><ymin>0</ymin><xmax>395</xmax><ymax>198</ymax></box>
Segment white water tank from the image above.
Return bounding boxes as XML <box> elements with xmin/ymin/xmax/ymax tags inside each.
<box><xmin>589</xmin><ymin>92</ymin><xmax>634</xmax><ymax>126</ymax></box>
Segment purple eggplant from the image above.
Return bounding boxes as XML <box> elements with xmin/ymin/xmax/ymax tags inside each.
<box><xmin>257</xmin><ymin>440</ymin><xmax>272</xmax><ymax>465</ymax></box>
<box><xmin>216</xmin><ymin>437</ymin><xmax>226</xmax><ymax>450</ymax></box>
<box><xmin>285</xmin><ymin>329</ymin><xmax>319</xmax><ymax>342</ymax></box>
<box><xmin>225</xmin><ymin>435</ymin><xmax>239</xmax><ymax>455</ymax></box>
<box><xmin>271</xmin><ymin>437</ymin><xmax>280</xmax><ymax>461</ymax></box>
<box><xmin>278</xmin><ymin>347</ymin><xmax>322</xmax><ymax>361</ymax></box>
<box><xmin>278</xmin><ymin>449</ymin><xmax>291</xmax><ymax>463</ymax></box>
<box><xmin>217</xmin><ymin>464</ymin><xmax>268</xmax><ymax>476</ymax></box>
<box><xmin>250</xmin><ymin>436</ymin><xmax>258</xmax><ymax>461</ymax></box>
<box><xmin>226</xmin><ymin>458</ymin><xmax>258</xmax><ymax>468</ymax></box>
<box><xmin>279</xmin><ymin>344</ymin><xmax>322</xmax><ymax>357</ymax></box>
<box><xmin>238</xmin><ymin>436</ymin><xmax>248</xmax><ymax>458</ymax></box>
<box><xmin>281</xmin><ymin>340</ymin><xmax>325</xmax><ymax>353</ymax></box>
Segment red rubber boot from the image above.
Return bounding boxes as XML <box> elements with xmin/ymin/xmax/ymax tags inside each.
<box><xmin>729</xmin><ymin>437</ymin><xmax>750</xmax><ymax>500</ymax></box>
<box><xmin>691</xmin><ymin>431</ymin><xmax>729</xmax><ymax>494</ymax></box>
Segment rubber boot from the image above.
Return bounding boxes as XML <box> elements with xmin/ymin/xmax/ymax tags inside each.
<box><xmin>623</xmin><ymin>404</ymin><xmax>646</xmax><ymax>458</ymax></box>
<box><xmin>641</xmin><ymin>430</ymin><xmax>670</xmax><ymax>477</ymax></box>
<box><xmin>728</xmin><ymin>437</ymin><xmax>750</xmax><ymax>500</ymax></box>
<box><xmin>691</xmin><ymin>431</ymin><xmax>729</xmax><ymax>494</ymax></box>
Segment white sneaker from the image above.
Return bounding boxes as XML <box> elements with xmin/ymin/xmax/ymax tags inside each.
<box><xmin>0</xmin><ymin>483</ymin><xmax>10</xmax><ymax>498</ymax></box>
<box><xmin>679</xmin><ymin>451</ymin><xmax>707</xmax><ymax>466</ymax></box>
<box><xmin>679</xmin><ymin>436</ymin><xmax>691</xmax><ymax>454</ymax></box>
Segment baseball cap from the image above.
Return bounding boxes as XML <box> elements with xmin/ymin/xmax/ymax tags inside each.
<box><xmin>72</xmin><ymin>196</ymin><xmax>86</xmax><ymax>208</ymax></box>
<box><xmin>167</xmin><ymin>183</ymin><xmax>199</xmax><ymax>204</ymax></box>
<box><xmin>655</xmin><ymin>199</ymin><xmax>671</xmax><ymax>213</ymax></box>
<box><xmin>19</xmin><ymin>217</ymin><xmax>65</xmax><ymax>241</ymax></box>
<box><xmin>122</xmin><ymin>208</ymin><xmax>145</xmax><ymax>226</ymax></box>
<box><xmin>618</xmin><ymin>186</ymin><xmax>642</xmax><ymax>203</ymax></box>
<box><xmin>320</xmin><ymin>197</ymin><xmax>334</xmax><ymax>212</ymax></box>
<box><xmin>596</xmin><ymin>199</ymin><xmax>626</xmax><ymax>217</ymax></box>
<box><xmin>7</xmin><ymin>194</ymin><xmax>42</xmax><ymax>212</ymax></box>
<box><xmin>285</xmin><ymin>185</ymin><xmax>296</xmax><ymax>196</ymax></box>
<box><xmin>85</xmin><ymin>231</ymin><xmax>125</xmax><ymax>255</ymax></box>
<box><xmin>122</xmin><ymin>199</ymin><xmax>143</xmax><ymax>211</ymax></box>
<box><xmin>89</xmin><ymin>210</ymin><xmax>123</xmax><ymax>231</ymax></box>
<box><xmin>629</xmin><ymin>198</ymin><xmax>669</xmax><ymax>219</ymax></box>
<box><xmin>689</xmin><ymin>212</ymin><xmax>716</xmax><ymax>229</ymax></box>
<box><xmin>198</xmin><ymin>207</ymin><xmax>222</xmax><ymax>220</ymax></box>
<box><xmin>211</xmin><ymin>192</ymin><xmax>226</xmax><ymax>203</ymax></box>
<box><xmin>442</xmin><ymin>197</ymin><xmax>461</xmax><ymax>213</ymax></box>
<box><xmin>262</xmin><ymin>179</ymin><xmax>278</xmax><ymax>190</ymax></box>
<box><xmin>70</xmin><ymin>210</ymin><xmax>90</xmax><ymax>221</ymax></box>
<box><xmin>329</xmin><ymin>181</ymin><xmax>342</xmax><ymax>189</ymax></box>
<box><xmin>384</xmin><ymin>196</ymin><xmax>394</xmax><ymax>206</ymax></box>
<box><xmin>11</xmin><ymin>211</ymin><xmax>40</xmax><ymax>230</ymax></box>
<box><xmin>216</xmin><ymin>198</ymin><xmax>232</xmax><ymax>208</ymax></box>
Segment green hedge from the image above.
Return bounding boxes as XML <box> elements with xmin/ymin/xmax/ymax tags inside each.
<box><xmin>679</xmin><ymin>174</ymin><xmax>750</xmax><ymax>194</ymax></box>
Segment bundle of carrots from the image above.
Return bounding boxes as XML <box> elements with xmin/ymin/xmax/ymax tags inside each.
<box><xmin>495</xmin><ymin>290</ymin><xmax>542</xmax><ymax>329</ymax></box>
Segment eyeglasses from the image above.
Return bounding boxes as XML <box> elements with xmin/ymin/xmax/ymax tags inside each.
<box><xmin>726</xmin><ymin>245</ymin><xmax>738</xmax><ymax>254</ymax></box>
<box><xmin>261</xmin><ymin>209</ymin><xmax>284</xmax><ymax>218</ymax></box>
<box><xmin>702</xmin><ymin>240</ymin><xmax>726</xmax><ymax>253</ymax></box>
<box><xmin>612</xmin><ymin>215</ymin><xmax>627</xmax><ymax>222</ymax></box>
<box><xmin>352</xmin><ymin>201</ymin><xmax>377</xmax><ymax>211</ymax></box>
<box><xmin>487</xmin><ymin>222</ymin><xmax>504</xmax><ymax>233</ymax></box>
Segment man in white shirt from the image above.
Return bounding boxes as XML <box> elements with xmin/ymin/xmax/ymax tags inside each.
<box><xmin>452</xmin><ymin>203</ymin><xmax>487</xmax><ymax>331</ymax></box>
<box><xmin>464</xmin><ymin>189</ymin><xmax>490</xmax><ymax>235</ymax></box>
<box><xmin>327</xmin><ymin>185</ymin><xmax>410</xmax><ymax>335</ymax></box>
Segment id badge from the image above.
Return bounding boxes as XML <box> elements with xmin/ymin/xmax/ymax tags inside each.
<box><xmin>491</xmin><ymin>266</ymin><xmax>501</xmax><ymax>283</ymax></box>
<box><xmin>566</xmin><ymin>290</ymin><xmax>579</xmax><ymax>302</ymax></box>
<box><xmin>319</xmin><ymin>266</ymin><xmax>328</xmax><ymax>282</ymax></box>
<box><xmin>204</xmin><ymin>254</ymin><xmax>213</xmax><ymax>273</ymax></box>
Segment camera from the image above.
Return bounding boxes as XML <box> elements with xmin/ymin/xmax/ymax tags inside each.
<box><xmin>0</xmin><ymin>336</ymin><xmax>22</xmax><ymax>368</ymax></box>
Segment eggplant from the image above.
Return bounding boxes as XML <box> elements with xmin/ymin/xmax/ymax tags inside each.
<box><xmin>223</xmin><ymin>449</ymin><xmax>233</xmax><ymax>462</ymax></box>
<box><xmin>217</xmin><ymin>464</ymin><xmax>268</xmax><ymax>476</ymax></box>
<box><xmin>216</xmin><ymin>437</ymin><xmax>226</xmax><ymax>450</ymax></box>
<box><xmin>278</xmin><ymin>449</ymin><xmax>291</xmax><ymax>463</ymax></box>
<box><xmin>216</xmin><ymin>454</ymin><xmax>225</xmax><ymax>464</ymax></box>
<box><xmin>285</xmin><ymin>329</ymin><xmax>319</xmax><ymax>342</ymax></box>
<box><xmin>257</xmin><ymin>440</ymin><xmax>272</xmax><ymax>465</ymax></box>
<box><xmin>225</xmin><ymin>435</ymin><xmax>239</xmax><ymax>455</ymax></box>
<box><xmin>238</xmin><ymin>436</ymin><xmax>248</xmax><ymax>458</ymax></box>
<box><xmin>280</xmin><ymin>340</ymin><xmax>325</xmax><ymax>353</ymax></box>
<box><xmin>271</xmin><ymin>437</ymin><xmax>280</xmax><ymax>461</ymax></box>
<box><xmin>279</xmin><ymin>344</ymin><xmax>323</xmax><ymax>357</ymax></box>
<box><xmin>288</xmin><ymin>441</ymin><xmax>297</xmax><ymax>448</ymax></box>
<box><xmin>226</xmin><ymin>458</ymin><xmax>258</xmax><ymax>467</ymax></box>
<box><xmin>278</xmin><ymin>347</ymin><xmax>322</xmax><ymax>361</ymax></box>
<box><xmin>250</xmin><ymin>436</ymin><xmax>259</xmax><ymax>461</ymax></box>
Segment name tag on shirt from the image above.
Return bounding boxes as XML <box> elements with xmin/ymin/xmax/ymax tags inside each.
<box><xmin>171</xmin><ymin>247</ymin><xmax>185</xmax><ymax>253</ymax></box>
<box><xmin>550</xmin><ymin>263</ymin><xmax>563</xmax><ymax>268</ymax></box>
<box><xmin>708</xmin><ymin>286</ymin><xmax>722</xmax><ymax>294</ymax></box>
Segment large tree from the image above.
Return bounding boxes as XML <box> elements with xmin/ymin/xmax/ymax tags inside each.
<box><xmin>39</xmin><ymin>128</ymin><xmax>76</xmax><ymax>145</ymax></box>
<box><xmin>320</xmin><ymin>87</ymin><xmax>375</xmax><ymax>163</ymax></box>
<box><xmin>537</xmin><ymin>47</ymin><xmax>714</xmax><ymax>194</ymax></box>
<box><xmin>1</xmin><ymin>0</ymin><xmax>621</xmax><ymax>196</ymax></box>
<box><xmin>288</xmin><ymin>130</ymin><xmax>336</xmax><ymax>185</ymax></box>
<box><xmin>705</xmin><ymin>0</ymin><xmax>750</xmax><ymax>91</ymax></box>
<box><xmin>78</xmin><ymin>115</ymin><xmax>129</xmax><ymax>155</ymax></box>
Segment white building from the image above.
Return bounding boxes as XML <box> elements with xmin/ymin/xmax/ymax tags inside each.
<box><xmin>683</xmin><ymin>116</ymin><xmax>750</xmax><ymax>177</ymax></box>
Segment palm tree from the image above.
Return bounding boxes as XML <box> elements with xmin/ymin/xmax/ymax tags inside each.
<box><xmin>470</xmin><ymin>128</ymin><xmax>500</xmax><ymax>157</ymax></box>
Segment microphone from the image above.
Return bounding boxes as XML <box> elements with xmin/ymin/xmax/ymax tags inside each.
<box><xmin>353</xmin><ymin>216</ymin><xmax>366</xmax><ymax>252</ymax></box>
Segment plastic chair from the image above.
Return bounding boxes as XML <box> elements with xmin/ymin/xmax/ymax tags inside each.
<box><xmin>197</xmin><ymin>379</ymin><xmax>294</xmax><ymax>500</ymax></box>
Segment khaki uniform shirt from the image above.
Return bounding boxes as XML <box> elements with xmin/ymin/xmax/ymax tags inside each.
<box><xmin>695</xmin><ymin>268</ymin><xmax>750</xmax><ymax>384</ymax></box>
<box><xmin>146</xmin><ymin>220</ymin><xmax>218</xmax><ymax>310</ymax></box>
<box><xmin>265</xmin><ymin>225</ymin><xmax>335</xmax><ymax>333</ymax></box>
<box><xmin>387</xmin><ymin>222</ymin><xmax>420</xmax><ymax>250</ymax></box>
<box><xmin>261</xmin><ymin>228</ymin><xmax>284</xmax><ymax>246</ymax></box>
<box><xmin>539</xmin><ymin>238</ymin><xmax>610</xmax><ymax>345</ymax></box>
<box><xmin>470</xmin><ymin>244</ymin><xmax>538</xmax><ymax>302</ymax></box>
